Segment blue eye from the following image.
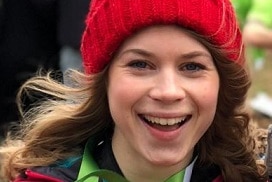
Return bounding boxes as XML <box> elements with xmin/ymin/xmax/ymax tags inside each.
<box><xmin>129</xmin><ymin>61</ymin><xmax>148</xmax><ymax>68</ymax></box>
<box><xmin>184</xmin><ymin>63</ymin><xmax>204</xmax><ymax>71</ymax></box>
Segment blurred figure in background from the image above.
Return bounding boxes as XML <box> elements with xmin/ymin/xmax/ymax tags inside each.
<box><xmin>243</xmin><ymin>0</ymin><xmax>272</xmax><ymax>70</ymax></box>
<box><xmin>242</xmin><ymin>0</ymin><xmax>272</xmax><ymax>118</ymax></box>
<box><xmin>242</xmin><ymin>2</ymin><xmax>272</xmax><ymax>178</ymax></box>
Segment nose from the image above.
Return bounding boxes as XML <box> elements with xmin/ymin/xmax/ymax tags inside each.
<box><xmin>149</xmin><ymin>70</ymin><xmax>186</xmax><ymax>103</ymax></box>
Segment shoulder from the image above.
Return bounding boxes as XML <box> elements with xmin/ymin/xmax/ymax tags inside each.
<box><xmin>14</xmin><ymin>157</ymin><xmax>82</xmax><ymax>182</ymax></box>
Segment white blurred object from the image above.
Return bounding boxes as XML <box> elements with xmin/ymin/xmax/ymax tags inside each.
<box><xmin>250</xmin><ymin>92</ymin><xmax>272</xmax><ymax>118</ymax></box>
<box><xmin>254</xmin><ymin>58</ymin><xmax>264</xmax><ymax>71</ymax></box>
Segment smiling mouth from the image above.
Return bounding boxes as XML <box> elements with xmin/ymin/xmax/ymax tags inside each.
<box><xmin>139</xmin><ymin>115</ymin><xmax>191</xmax><ymax>131</ymax></box>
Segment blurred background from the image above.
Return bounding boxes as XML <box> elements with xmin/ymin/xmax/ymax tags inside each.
<box><xmin>232</xmin><ymin>0</ymin><xmax>272</xmax><ymax>168</ymax></box>
<box><xmin>232</xmin><ymin>0</ymin><xmax>272</xmax><ymax>129</ymax></box>
<box><xmin>0</xmin><ymin>0</ymin><xmax>90</xmax><ymax>137</ymax></box>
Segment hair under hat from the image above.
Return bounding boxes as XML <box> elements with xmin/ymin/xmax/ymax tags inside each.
<box><xmin>81</xmin><ymin>0</ymin><xmax>243</xmax><ymax>74</ymax></box>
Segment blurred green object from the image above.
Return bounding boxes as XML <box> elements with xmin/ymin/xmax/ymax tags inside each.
<box><xmin>247</xmin><ymin>0</ymin><xmax>272</xmax><ymax>28</ymax></box>
<box><xmin>233</xmin><ymin>0</ymin><xmax>272</xmax><ymax>67</ymax></box>
<box><xmin>246</xmin><ymin>0</ymin><xmax>272</xmax><ymax>65</ymax></box>
<box><xmin>231</xmin><ymin>0</ymin><xmax>253</xmax><ymax>28</ymax></box>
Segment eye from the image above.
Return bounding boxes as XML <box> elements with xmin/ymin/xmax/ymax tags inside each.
<box><xmin>128</xmin><ymin>60</ymin><xmax>149</xmax><ymax>69</ymax></box>
<box><xmin>182</xmin><ymin>62</ymin><xmax>205</xmax><ymax>71</ymax></box>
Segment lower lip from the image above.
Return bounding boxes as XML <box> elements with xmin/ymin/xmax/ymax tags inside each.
<box><xmin>141</xmin><ymin>118</ymin><xmax>185</xmax><ymax>141</ymax></box>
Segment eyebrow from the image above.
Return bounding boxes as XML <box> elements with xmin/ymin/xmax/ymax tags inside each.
<box><xmin>117</xmin><ymin>48</ymin><xmax>155</xmax><ymax>58</ymax></box>
<box><xmin>181</xmin><ymin>51</ymin><xmax>212</xmax><ymax>60</ymax></box>
<box><xmin>117</xmin><ymin>48</ymin><xmax>212</xmax><ymax>60</ymax></box>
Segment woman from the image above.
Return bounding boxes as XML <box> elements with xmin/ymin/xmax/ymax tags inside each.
<box><xmin>0</xmin><ymin>0</ymin><xmax>267</xmax><ymax>181</ymax></box>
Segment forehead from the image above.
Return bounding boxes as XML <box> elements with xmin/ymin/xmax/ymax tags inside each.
<box><xmin>116</xmin><ymin>25</ymin><xmax>211</xmax><ymax>55</ymax></box>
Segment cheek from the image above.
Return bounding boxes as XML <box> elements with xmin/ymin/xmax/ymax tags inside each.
<box><xmin>202</xmin><ymin>88</ymin><xmax>219</xmax><ymax>106</ymax></box>
<box><xmin>195</xmin><ymin>82</ymin><xmax>219</xmax><ymax>115</ymax></box>
<box><xmin>107</xmin><ymin>77</ymin><xmax>139</xmax><ymax>123</ymax></box>
<box><xmin>195</xmin><ymin>86</ymin><xmax>219</xmax><ymax>135</ymax></box>
<box><xmin>108</xmin><ymin>78</ymin><xmax>139</xmax><ymax>107</ymax></box>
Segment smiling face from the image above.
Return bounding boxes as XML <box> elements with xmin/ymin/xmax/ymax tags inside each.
<box><xmin>107</xmin><ymin>25</ymin><xmax>220</xmax><ymax>178</ymax></box>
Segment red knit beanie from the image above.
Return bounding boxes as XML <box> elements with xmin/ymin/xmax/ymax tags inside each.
<box><xmin>81</xmin><ymin>0</ymin><xmax>243</xmax><ymax>74</ymax></box>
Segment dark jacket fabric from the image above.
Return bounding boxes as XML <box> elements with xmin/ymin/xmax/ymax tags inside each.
<box><xmin>14</xmin><ymin>138</ymin><xmax>223</xmax><ymax>182</ymax></box>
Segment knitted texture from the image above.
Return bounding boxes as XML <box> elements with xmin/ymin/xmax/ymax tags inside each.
<box><xmin>81</xmin><ymin>0</ymin><xmax>243</xmax><ymax>74</ymax></box>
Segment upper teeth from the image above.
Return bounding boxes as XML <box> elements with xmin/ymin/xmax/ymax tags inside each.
<box><xmin>144</xmin><ymin>115</ymin><xmax>186</xmax><ymax>126</ymax></box>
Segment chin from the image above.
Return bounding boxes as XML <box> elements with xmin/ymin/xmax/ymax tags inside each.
<box><xmin>147</xmin><ymin>155</ymin><xmax>184</xmax><ymax>167</ymax></box>
<box><xmin>144</xmin><ymin>149</ymin><xmax>192</xmax><ymax>168</ymax></box>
